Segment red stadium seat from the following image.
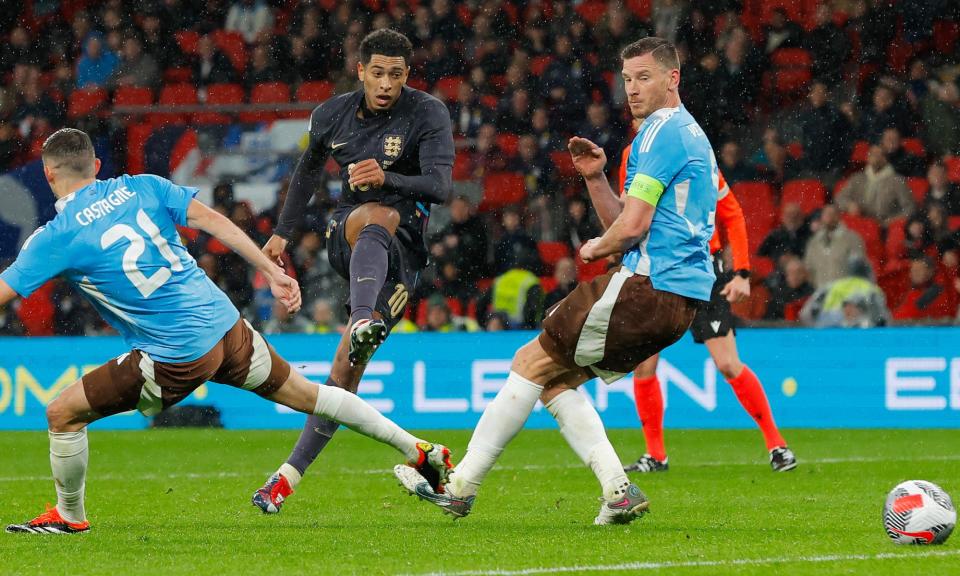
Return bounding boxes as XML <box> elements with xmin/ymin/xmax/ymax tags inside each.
<box><xmin>67</xmin><ymin>88</ymin><xmax>108</xmax><ymax>119</ymax></box>
<box><xmin>453</xmin><ymin>150</ymin><xmax>473</xmax><ymax>181</ymax></box>
<box><xmin>781</xmin><ymin>179</ymin><xmax>826</xmax><ymax>214</ymax></box>
<box><xmin>539</xmin><ymin>276</ymin><xmax>558</xmax><ymax>294</ymax></box>
<box><xmin>901</xmin><ymin>137</ymin><xmax>926</xmax><ymax>157</ymax></box>
<box><xmin>934</xmin><ymin>20</ymin><xmax>960</xmax><ymax>54</ymax></box>
<box><xmin>126</xmin><ymin>122</ymin><xmax>153</xmax><ymax>175</ymax></box>
<box><xmin>885</xmin><ymin>39</ymin><xmax>914</xmax><ymax>76</ymax></box>
<box><xmin>530</xmin><ymin>55</ymin><xmax>553</xmax><ymax>76</ymax></box>
<box><xmin>884</xmin><ymin>216</ymin><xmax>908</xmax><ymax>263</ymax></box>
<box><xmin>906</xmin><ymin>177</ymin><xmax>929</xmax><ymax>204</ymax></box>
<box><xmin>731</xmin><ymin>181</ymin><xmax>776</xmax><ymax>257</ymax></box>
<box><xmin>112</xmin><ymin>86</ymin><xmax>153</xmax><ymax>107</ymax></box>
<box><xmin>625</xmin><ymin>0</ymin><xmax>652</xmax><ymax>19</ymax></box>
<box><xmin>575</xmin><ymin>0</ymin><xmax>607</xmax><ymax>25</ymax></box>
<box><xmin>479</xmin><ymin>172</ymin><xmax>526</xmax><ymax>211</ymax></box>
<box><xmin>175</xmin><ymin>30</ymin><xmax>200</xmax><ymax>55</ymax></box>
<box><xmin>211</xmin><ymin>30</ymin><xmax>247</xmax><ymax>73</ymax></box>
<box><xmin>497</xmin><ymin>133</ymin><xmax>519</xmax><ymax>157</ymax></box>
<box><xmin>406</xmin><ymin>77</ymin><xmax>428</xmax><ymax>92</ymax></box>
<box><xmin>841</xmin><ymin>214</ymin><xmax>883</xmax><ymax>272</ymax></box>
<box><xmin>194</xmin><ymin>83</ymin><xmax>244</xmax><ymax>124</ymax></box>
<box><xmin>758</xmin><ymin>0</ymin><xmax>803</xmax><ymax>23</ymax></box>
<box><xmin>295</xmin><ymin>81</ymin><xmax>334</xmax><ymax>104</ymax></box>
<box><xmin>785</xmin><ymin>141</ymin><xmax>803</xmax><ymax>159</ymax></box>
<box><xmin>240</xmin><ymin>82</ymin><xmax>290</xmax><ymax>123</ymax></box>
<box><xmin>850</xmin><ymin>140</ymin><xmax>870</xmax><ymax>164</ymax></box>
<box><xmin>537</xmin><ymin>241</ymin><xmax>571</xmax><ymax>273</ymax></box>
<box><xmin>150</xmin><ymin>83</ymin><xmax>198</xmax><ymax>126</ymax></box>
<box><xmin>434</xmin><ymin>76</ymin><xmax>462</xmax><ymax>102</ymax></box>
<box><xmin>550</xmin><ymin>150</ymin><xmax>578</xmax><ymax>178</ymax></box>
<box><xmin>480</xmin><ymin>94</ymin><xmax>498</xmax><ymax>109</ymax></box>
<box><xmin>291</xmin><ymin>81</ymin><xmax>334</xmax><ymax>119</ymax></box>
<box><xmin>950</xmin><ymin>216</ymin><xmax>960</xmax><ymax>231</ymax></box>
<box><xmin>575</xmin><ymin>254</ymin><xmax>608</xmax><ymax>281</ymax></box>
<box><xmin>946</xmin><ymin>156</ymin><xmax>960</xmax><ymax>183</ymax></box>
<box><xmin>731</xmin><ymin>282</ymin><xmax>770</xmax><ymax>320</ymax></box>
<box><xmin>163</xmin><ymin>67</ymin><xmax>192</xmax><ymax>83</ymax></box>
<box><xmin>771</xmin><ymin>48</ymin><xmax>813</xmax><ymax>68</ymax></box>
<box><xmin>774</xmin><ymin>67</ymin><xmax>811</xmax><ymax>94</ymax></box>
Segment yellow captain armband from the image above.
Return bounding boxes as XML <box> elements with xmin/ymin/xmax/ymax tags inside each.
<box><xmin>627</xmin><ymin>173</ymin><xmax>665</xmax><ymax>207</ymax></box>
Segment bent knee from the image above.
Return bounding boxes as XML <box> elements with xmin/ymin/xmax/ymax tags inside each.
<box><xmin>46</xmin><ymin>399</ymin><xmax>71</xmax><ymax>432</ymax></box>
<box><xmin>363</xmin><ymin>205</ymin><xmax>401</xmax><ymax>233</ymax></box>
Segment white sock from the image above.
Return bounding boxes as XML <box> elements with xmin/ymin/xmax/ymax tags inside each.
<box><xmin>277</xmin><ymin>463</ymin><xmax>303</xmax><ymax>489</ymax></box>
<box><xmin>313</xmin><ymin>384</ymin><xmax>421</xmax><ymax>461</ymax></box>
<box><xmin>545</xmin><ymin>390</ymin><xmax>630</xmax><ymax>501</ymax></box>
<box><xmin>450</xmin><ymin>371</ymin><xmax>543</xmax><ymax>498</ymax></box>
<box><xmin>49</xmin><ymin>429</ymin><xmax>88</xmax><ymax>523</ymax></box>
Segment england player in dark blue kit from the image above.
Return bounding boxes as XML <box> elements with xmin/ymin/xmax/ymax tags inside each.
<box><xmin>253</xmin><ymin>29</ymin><xmax>455</xmax><ymax>513</ymax></box>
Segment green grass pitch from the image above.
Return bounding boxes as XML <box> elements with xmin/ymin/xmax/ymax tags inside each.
<box><xmin>1</xmin><ymin>428</ymin><xmax>958</xmax><ymax>575</ymax></box>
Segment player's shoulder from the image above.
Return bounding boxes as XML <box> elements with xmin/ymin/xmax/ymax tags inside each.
<box><xmin>633</xmin><ymin>107</ymin><xmax>684</xmax><ymax>154</ymax></box>
<box><xmin>403</xmin><ymin>86</ymin><xmax>449</xmax><ymax>116</ymax></box>
<box><xmin>96</xmin><ymin>173</ymin><xmax>169</xmax><ymax>198</ymax></box>
<box><xmin>311</xmin><ymin>90</ymin><xmax>360</xmax><ymax>119</ymax></box>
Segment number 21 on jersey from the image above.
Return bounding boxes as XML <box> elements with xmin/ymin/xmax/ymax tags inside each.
<box><xmin>101</xmin><ymin>209</ymin><xmax>183</xmax><ymax>298</ymax></box>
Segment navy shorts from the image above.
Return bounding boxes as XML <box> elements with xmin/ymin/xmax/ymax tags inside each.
<box><xmin>325</xmin><ymin>205</ymin><xmax>419</xmax><ymax>331</ymax></box>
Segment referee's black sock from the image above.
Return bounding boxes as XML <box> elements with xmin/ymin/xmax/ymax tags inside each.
<box><xmin>349</xmin><ymin>224</ymin><xmax>391</xmax><ymax>325</ymax></box>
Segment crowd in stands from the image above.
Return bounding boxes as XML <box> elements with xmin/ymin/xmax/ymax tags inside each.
<box><xmin>2</xmin><ymin>0</ymin><xmax>960</xmax><ymax>336</ymax></box>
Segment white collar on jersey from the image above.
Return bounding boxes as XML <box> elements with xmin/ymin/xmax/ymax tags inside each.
<box><xmin>54</xmin><ymin>192</ymin><xmax>77</xmax><ymax>213</ymax></box>
<box><xmin>646</xmin><ymin>105</ymin><xmax>681</xmax><ymax>121</ymax></box>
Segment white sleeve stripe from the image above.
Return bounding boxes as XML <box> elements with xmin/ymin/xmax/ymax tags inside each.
<box><xmin>638</xmin><ymin>118</ymin><xmax>666</xmax><ymax>153</ymax></box>
<box><xmin>717</xmin><ymin>182</ymin><xmax>730</xmax><ymax>200</ymax></box>
<box><xmin>640</xmin><ymin>114</ymin><xmax>675</xmax><ymax>153</ymax></box>
<box><xmin>19</xmin><ymin>226</ymin><xmax>45</xmax><ymax>252</ymax></box>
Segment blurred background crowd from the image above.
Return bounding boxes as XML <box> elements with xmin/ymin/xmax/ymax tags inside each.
<box><xmin>1</xmin><ymin>0</ymin><xmax>960</xmax><ymax>336</ymax></box>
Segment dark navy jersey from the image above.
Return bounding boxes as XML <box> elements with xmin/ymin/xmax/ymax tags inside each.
<box><xmin>276</xmin><ymin>86</ymin><xmax>454</xmax><ymax>269</ymax></box>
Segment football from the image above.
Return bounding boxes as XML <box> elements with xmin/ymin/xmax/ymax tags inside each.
<box><xmin>883</xmin><ymin>480</ymin><xmax>956</xmax><ymax>545</ymax></box>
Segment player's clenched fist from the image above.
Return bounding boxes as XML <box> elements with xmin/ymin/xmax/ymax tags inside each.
<box><xmin>263</xmin><ymin>234</ymin><xmax>289</xmax><ymax>267</ymax></box>
<box><xmin>568</xmin><ymin>136</ymin><xmax>607</xmax><ymax>180</ymax></box>
<box><xmin>579</xmin><ymin>237</ymin><xmax>602</xmax><ymax>263</ymax></box>
<box><xmin>348</xmin><ymin>159</ymin><xmax>386</xmax><ymax>189</ymax></box>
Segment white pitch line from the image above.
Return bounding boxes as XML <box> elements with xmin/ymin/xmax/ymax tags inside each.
<box><xmin>403</xmin><ymin>549</ymin><xmax>960</xmax><ymax>576</ymax></box>
<box><xmin>1</xmin><ymin>454</ymin><xmax>959</xmax><ymax>482</ymax></box>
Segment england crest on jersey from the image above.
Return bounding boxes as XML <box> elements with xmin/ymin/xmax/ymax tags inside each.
<box><xmin>383</xmin><ymin>135</ymin><xmax>403</xmax><ymax>157</ymax></box>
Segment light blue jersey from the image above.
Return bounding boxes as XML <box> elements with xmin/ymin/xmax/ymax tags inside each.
<box><xmin>621</xmin><ymin>105</ymin><xmax>717</xmax><ymax>301</ymax></box>
<box><xmin>0</xmin><ymin>174</ymin><xmax>239</xmax><ymax>362</ymax></box>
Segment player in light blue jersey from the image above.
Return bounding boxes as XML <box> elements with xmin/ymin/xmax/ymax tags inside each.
<box><xmin>0</xmin><ymin>128</ymin><xmax>452</xmax><ymax>535</ymax></box>
<box><xmin>394</xmin><ymin>37</ymin><xmax>715</xmax><ymax>525</ymax></box>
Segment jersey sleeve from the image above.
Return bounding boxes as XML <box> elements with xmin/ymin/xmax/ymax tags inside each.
<box><xmin>416</xmin><ymin>98</ymin><xmax>455</xmax><ymax>168</ymax></box>
<box><xmin>275</xmin><ymin>104</ymin><xmax>334</xmax><ymax>239</ymax></box>
<box><xmin>715</xmin><ymin>186</ymin><xmax>751</xmax><ymax>271</ymax></box>
<box><xmin>0</xmin><ymin>225</ymin><xmax>70</xmax><ymax>297</ymax></box>
<box><xmin>625</xmin><ymin>122</ymin><xmax>684</xmax><ymax>207</ymax></box>
<box><xmin>138</xmin><ymin>174</ymin><xmax>199</xmax><ymax>226</ymax></box>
